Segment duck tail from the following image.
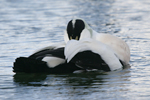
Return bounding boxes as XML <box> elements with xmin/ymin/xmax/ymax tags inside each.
<box><xmin>13</xmin><ymin>57</ymin><xmax>48</xmax><ymax>73</ymax></box>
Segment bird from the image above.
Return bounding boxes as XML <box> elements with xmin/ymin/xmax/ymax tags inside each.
<box><xmin>13</xmin><ymin>19</ymin><xmax>91</xmax><ymax>73</ymax></box>
<box><xmin>64</xmin><ymin>18</ymin><xmax>130</xmax><ymax>71</ymax></box>
<box><xmin>13</xmin><ymin>18</ymin><xmax>130</xmax><ymax>73</ymax></box>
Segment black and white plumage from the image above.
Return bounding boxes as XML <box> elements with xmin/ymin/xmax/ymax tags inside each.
<box><xmin>13</xmin><ymin>44</ymin><xmax>105</xmax><ymax>73</ymax></box>
<box><xmin>13</xmin><ymin>18</ymin><xmax>130</xmax><ymax>73</ymax></box>
<box><xmin>64</xmin><ymin>18</ymin><xmax>130</xmax><ymax>71</ymax></box>
<box><xmin>13</xmin><ymin>46</ymin><xmax>81</xmax><ymax>73</ymax></box>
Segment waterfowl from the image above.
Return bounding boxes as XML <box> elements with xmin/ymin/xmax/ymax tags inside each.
<box><xmin>13</xmin><ymin>19</ymin><xmax>90</xmax><ymax>73</ymax></box>
<box><xmin>64</xmin><ymin>18</ymin><xmax>130</xmax><ymax>71</ymax></box>
<box><xmin>13</xmin><ymin>18</ymin><xmax>130</xmax><ymax>73</ymax></box>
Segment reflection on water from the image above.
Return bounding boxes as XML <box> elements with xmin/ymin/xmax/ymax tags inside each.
<box><xmin>0</xmin><ymin>0</ymin><xmax>150</xmax><ymax>99</ymax></box>
<box><xmin>13</xmin><ymin>67</ymin><xmax>131</xmax><ymax>87</ymax></box>
<box><xmin>13</xmin><ymin>70</ymin><xmax>131</xmax><ymax>99</ymax></box>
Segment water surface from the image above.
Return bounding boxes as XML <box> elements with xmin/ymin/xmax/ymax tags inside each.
<box><xmin>0</xmin><ymin>0</ymin><xmax>150</xmax><ymax>100</ymax></box>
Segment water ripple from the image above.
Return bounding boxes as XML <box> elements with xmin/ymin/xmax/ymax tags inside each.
<box><xmin>0</xmin><ymin>0</ymin><xmax>150</xmax><ymax>100</ymax></box>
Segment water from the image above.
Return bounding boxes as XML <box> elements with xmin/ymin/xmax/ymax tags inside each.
<box><xmin>0</xmin><ymin>0</ymin><xmax>150</xmax><ymax>99</ymax></box>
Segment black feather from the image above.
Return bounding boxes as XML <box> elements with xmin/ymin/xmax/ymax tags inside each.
<box><xmin>70</xmin><ymin>50</ymin><xmax>111</xmax><ymax>71</ymax></box>
<box><xmin>13</xmin><ymin>47</ymin><xmax>123</xmax><ymax>73</ymax></box>
<box><xmin>29</xmin><ymin>47</ymin><xmax>65</xmax><ymax>60</ymax></box>
<box><xmin>13</xmin><ymin>57</ymin><xmax>81</xmax><ymax>73</ymax></box>
<box><xmin>13</xmin><ymin>47</ymin><xmax>81</xmax><ymax>73</ymax></box>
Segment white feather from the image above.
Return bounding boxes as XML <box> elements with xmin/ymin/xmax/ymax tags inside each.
<box><xmin>72</xmin><ymin>19</ymin><xmax>76</xmax><ymax>28</ymax></box>
<box><xmin>32</xmin><ymin>42</ymin><xmax>66</xmax><ymax>68</ymax></box>
<box><xmin>80</xmin><ymin>28</ymin><xmax>92</xmax><ymax>40</ymax></box>
<box><xmin>92</xmin><ymin>31</ymin><xmax>130</xmax><ymax>65</ymax></box>
<box><xmin>65</xmin><ymin>39</ymin><xmax>123</xmax><ymax>71</ymax></box>
<box><xmin>42</xmin><ymin>57</ymin><xmax>65</xmax><ymax>68</ymax></box>
<box><xmin>64</xmin><ymin>30</ymin><xmax>69</xmax><ymax>43</ymax></box>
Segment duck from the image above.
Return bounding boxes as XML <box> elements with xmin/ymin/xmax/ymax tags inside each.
<box><xmin>64</xmin><ymin>18</ymin><xmax>130</xmax><ymax>71</ymax></box>
<box><xmin>13</xmin><ymin>18</ymin><xmax>130</xmax><ymax>73</ymax></box>
<box><xmin>13</xmin><ymin>19</ymin><xmax>88</xmax><ymax>73</ymax></box>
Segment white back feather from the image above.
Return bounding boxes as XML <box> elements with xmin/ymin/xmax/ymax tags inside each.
<box><xmin>92</xmin><ymin>33</ymin><xmax>130</xmax><ymax>65</ymax></box>
<box><xmin>65</xmin><ymin>39</ymin><xmax>123</xmax><ymax>71</ymax></box>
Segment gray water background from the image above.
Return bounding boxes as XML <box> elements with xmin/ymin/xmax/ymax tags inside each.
<box><xmin>0</xmin><ymin>0</ymin><xmax>150</xmax><ymax>100</ymax></box>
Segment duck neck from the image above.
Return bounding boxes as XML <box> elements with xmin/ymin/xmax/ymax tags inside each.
<box><xmin>91</xmin><ymin>30</ymin><xmax>99</xmax><ymax>39</ymax></box>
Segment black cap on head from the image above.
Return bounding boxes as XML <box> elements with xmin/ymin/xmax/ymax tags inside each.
<box><xmin>67</xmin><ymin>19</ymin><xmax>85</xmax><ymax>40</ymax></box>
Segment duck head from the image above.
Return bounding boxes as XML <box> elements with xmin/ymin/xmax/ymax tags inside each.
<box><xmin>64</xmin><ymin>18</ymin><xmax>93</xmax><ymax>43</ymax></box>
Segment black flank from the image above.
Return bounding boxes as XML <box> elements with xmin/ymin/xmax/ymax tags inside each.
<box><xmin>70</xmin><ymin>50</ymin><xmax>111</xmax><ymax>71</ymax></box>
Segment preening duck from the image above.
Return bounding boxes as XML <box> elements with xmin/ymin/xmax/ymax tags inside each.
<box><xmin>64</xmin><ymin>18</ymin><xmax>130</xmax><ymax>71</ymax></box>
<box><xmin>13</xmin><ymin>18</ymin><xmax>130</xmax><ymax>73</ymax></box>
<box><xmin>13</xmin><ymin>19</ymin><xmax>87</xmax><ymax>73</ymax></box>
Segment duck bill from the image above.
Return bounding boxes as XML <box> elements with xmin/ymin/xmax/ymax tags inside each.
<box><xmin>69</xmin><ymin>36</ymin><xmax>79</xmax><ymax>40</ymax></box>
<box><xmin>75</xmin><ymin>36</ymin><xmax>78</xmax><ymax>40</ymax></box>
<box><xmin>69</xmin><ymin>36</ymin><xmax>72</xmax><ymax>40</ymax></box>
